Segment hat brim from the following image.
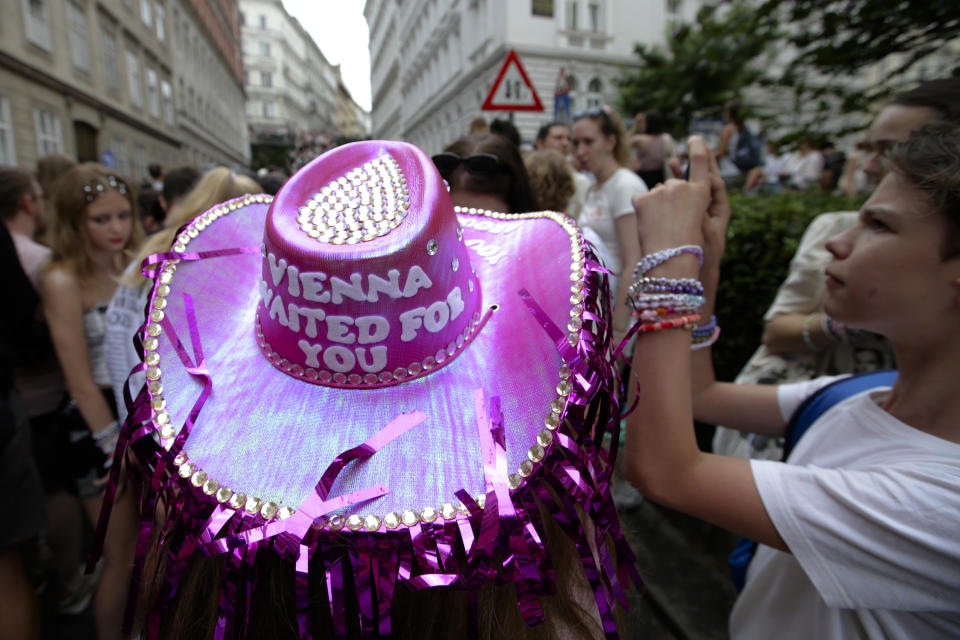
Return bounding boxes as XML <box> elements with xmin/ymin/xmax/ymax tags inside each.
<box><xmin>148</xmin><ymin>196</ymin><xmax>597</xmax><ymax>525</ymax></box>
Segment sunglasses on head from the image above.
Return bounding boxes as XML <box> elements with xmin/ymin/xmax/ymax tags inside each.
<box><xmin>573</xmin><ymin>105</ymin><xmax>614</xmax><ymax>123</ymax></box>
<box><xmin>431</xmin><ymin>152</ymin><xmax>502</xmax><ymax>176</ymax></box>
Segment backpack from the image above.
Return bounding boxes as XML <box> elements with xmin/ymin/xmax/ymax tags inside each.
<box><xmin>727</xmin><ymin>370</ymin><xmax>898</xmax><ymax>592</ymax></box>
<box><xmin>733</xmin><ymin>126</ymin><xmax>763</xmax><ymax>172</ymax></box>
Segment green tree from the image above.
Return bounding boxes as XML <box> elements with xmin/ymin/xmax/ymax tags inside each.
<box><xmin>616</xmin><ymin>2</ymin><xmax>782</xmax><ymax>138</ymax></box>
<box><xmin>762</xmin><ymin>0</ymin><xmax>960</xmax><ymax>136</ymax></box>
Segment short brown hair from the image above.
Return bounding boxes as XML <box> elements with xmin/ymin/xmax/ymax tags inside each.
<box><xmin>0</xmin><ymin>166</ymin><xmax>36</xmax><ymax>221</ymax></box>
<box><xmin>889</xmin><ymin>122</ymin><xmax>960</xmax><ymax>258</ymax></box>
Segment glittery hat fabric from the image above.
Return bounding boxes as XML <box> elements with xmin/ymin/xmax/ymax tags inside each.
<box><xmin>95</xmin><ymin>140</ymin><xmax>639</xmax><ymax>638</ymax></box>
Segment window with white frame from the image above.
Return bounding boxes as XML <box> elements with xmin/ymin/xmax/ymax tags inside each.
<box><xmin>586</xmin><ymin>77</ymin><xmax>603</xmax><ymax>108</ymax></box>
<box><xmin>259</xmin><ymin>41</ymin><xmax>271</xmax><ymax>57</ymax></box>
<box><xmin>133</xmin><ymin>143</ymin><xmax>147</xmax><ymax>180</ymax></box>
<box><xmin>113</xmin><ymin>135</ymin><xmax>128</xmax><ymax>176</ymax></box>
<box><xmin>261</xmin><ymin>71</ymin><xmax>272</xmax><ymax>87</ymax></box>
<box><xmin>567</xmin><ymin>75</ymin><xmax>579</xmax><ymax>112</ymax></box>
<box><xmin>259</xmin><ymin>14</ymin><xmax>267</xmax><ymax>28</ymax></box>
<box><xmin>587</xmin><ymin>1</ymin><xmax>603</xmax><ymax>31</ymax></box>
<box><xmin>140</xmin><ymin>0</ymin><xmax>152</xmax><ymax>27</ymax></box>
<box><xmin>532</xmin><ymin>0</ymin><xmax>553</xmax><ymax>16</ymax></box>
<box><xmin>23</xmin><ymin>0</ymin><xmax>52</xmax><ymax>50</ymax></box>
<box><xmin>34</xmin><ymin>107</ymin><xmax>64</xmax><ymax>155</ymax></box>
<box><xmin>126</xmin><ymin>49</ymin><xmax>142</xmax><ymax>106</ymax></box>
<box><xmin>102</xmin><ymin>27</ymin><xmax>120</xmax><ymax>91</ymax></box>
<box><xmin>263</xmin><ymin>101</ymin><xmax>275</xmax><ymax>118</ymax></box>
<box><xmin>161</xmin><ymin>79</ymin><xmax>173</xmax><ymax>124</ymax></box>
<box><xmin>155</xmin><ymin>2</ymin><xmax>165</xmax><ymax>41</ymax></box>
<box><xmin>666</xmin><ymin>0</ymin><xmax>682</xmax><ymax>14</ymax></box>
<box><xmin>0</xmin><ymin>97</ymin><xmax>16</xmax><ymax>165</ymax></box>
<box><xmin>147</xmin><ymin>68</ymin><xmax>160</xmax><ymax>116</ymax></box>
<box><xmin>67</xmin><ymin>3</ymin><xmax>90</xmax><ymax>71</ymax></box>
<box><xmin>566</xmin><ymin>0</ymin><xmax>578</xmax><ymax>30</ymax></box>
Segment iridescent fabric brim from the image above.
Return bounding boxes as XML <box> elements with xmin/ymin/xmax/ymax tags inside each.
<box><xmin>97</xmin><ymin>194</ymin><xmax>639</xmax><ymax>638</ymax></box>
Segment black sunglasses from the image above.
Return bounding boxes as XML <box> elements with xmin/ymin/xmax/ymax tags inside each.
<box><xmin>431</xmin><ymin>152</ymin><xmax>502</xmax><ymax>176</ymax></box>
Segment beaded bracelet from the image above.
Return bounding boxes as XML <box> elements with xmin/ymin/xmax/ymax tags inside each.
<box><xmin>821</xmin><ymin>313</ymin><xmax>848</xmax><ymax>344</ymax></box>
<box><xmin>628</xmin><ymin>276</ymin><xmax>704</xmax><ymax>297</ymax></box>
<box><xmin>629</xmin><ymin>293</ymin><xmax>706</xmax><ymax>311</ymax></box>
<box><xmin>691</xmin><ymin>315</ymin><xmax>718</xmax><ymax>339</ymax></box>
<box><xmin>691</xmin><ymin>325</ymin><xmax>721</xmax><ymax>350</ymax></box>
<box><xmin>633</xmin><ymin>307</ymin><xmax>701</xmax><ymax>323</ymax></box>
<box><xmin>633</xmin><ymin>313</ymin><xmax>702</xmax><ymax>335</ymax></box>
<box><xmin>802</xmin><ymin>312</ymin><xmax>820</xmax><ymax>352</ymax></box>
<box><xmin>633</xmin><ymin>245</ymin><xmax>704</xmax><ymax>279</ymax></box>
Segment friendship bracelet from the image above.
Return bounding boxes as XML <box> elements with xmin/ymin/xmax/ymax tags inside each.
<box><xmin>802</xmin><ymin>312</ymin><xmax>820</xmax><ymax>352</ymax></box>
<box><xmin>633</xmin><ymin>313</ymin><xmax>702</xmax><ymax>335</ymax></box>
<box><xmin>691</xmin><ymin>325</ymin><xmax>721</xmax><ymax>350</ymax></box>
<box><xmin>633</xmin><ymin>245</ymin><xmax>704</xmax><ymax>279</ymax></box>
<box><xmin>632</xmin><ymin>307</ymin><xmax>702</xmax><ymax>323</ymax></box>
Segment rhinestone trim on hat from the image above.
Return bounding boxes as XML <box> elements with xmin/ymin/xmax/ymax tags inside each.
<box><xmin>151</xmin><ymin>198</ymin><xmax>591</xmax><ymax>532</ymax></box>
<box><xmin>296</xmin><ymin>154</ymin><xmax>410</xmax><ymax>245</ymax></box>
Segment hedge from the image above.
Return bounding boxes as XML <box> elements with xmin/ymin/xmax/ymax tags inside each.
<box><xmin>711</xmin><ymin>189</ymin><xmax>868</xmax><ymax>382</ymax></box>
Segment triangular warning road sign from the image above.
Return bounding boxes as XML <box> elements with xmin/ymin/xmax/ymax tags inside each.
<box><xmin>482</xmin><ymin>49</ymin><xmax>544</xmax><ymax>112</ymax></box>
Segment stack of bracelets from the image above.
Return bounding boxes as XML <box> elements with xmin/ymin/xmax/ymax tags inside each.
<box><xmin>802</xmin><ymin>311</ymin><xmax>853</xmax><ymax>352</ymax></box>
<box><xmin>627</xmin><ymin>245</ymin><xmax>721</xmax><ymax>350</ymax></box>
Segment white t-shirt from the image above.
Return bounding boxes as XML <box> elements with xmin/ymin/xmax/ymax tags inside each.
<box><xmin>731</xmin><ymin>377</ymin><xmax>960</xmax><ymax>639</ymax></box>
<box><xmin>575</xmin><ymin>167</ymin><xmax>647</xmax><ymax>277</ymax></box>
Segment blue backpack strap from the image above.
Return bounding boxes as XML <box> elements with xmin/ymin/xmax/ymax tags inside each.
<box><xmin>782</xmin><ymin>369</ymin><xmax>898</xmax><ymax>460</ymax></box>
<box><xmin>727</xmin><ymin>369</ymin><xmax>897</xmax><ymax>591</ymax></box>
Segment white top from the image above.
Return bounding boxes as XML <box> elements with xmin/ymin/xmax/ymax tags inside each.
<box><xmin>566</xmin><ymin>170</ymin><xmax>593</xmax><ymax>220</ymax></box>
<box><xmin>575</xmin><ymin>167</ymin><xmax>647</xmax><ymax>277</ymax></box>
<box><xmin>104</xmin><ymin>272</ymin><xmax>150</xmax><ymax>423</ymax></box>
<box><xmin>730</xmin><ymin>377</ymin><xmax>960</xmax><ymax>639</ymax></box>
<box><xmin>785</xmin><ymin>151</ymin><xmax>825</xmax><ymax>189</ymax></box>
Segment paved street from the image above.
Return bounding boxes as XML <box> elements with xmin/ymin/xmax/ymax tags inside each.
<box><xmin>621</xmin><ymin>500</ymin><xmax>738</xmax><ymax>639</ymax></box>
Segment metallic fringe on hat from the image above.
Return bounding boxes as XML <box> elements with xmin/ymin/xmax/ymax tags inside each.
<box><xmin>89</xmin><ymin>238</ymin><xmax>640</xmax><ymax>639</ymax></box>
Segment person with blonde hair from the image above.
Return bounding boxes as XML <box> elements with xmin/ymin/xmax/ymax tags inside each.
<box><xmin>105</xmin><ymin>167</ymin><xmax>262</xmax><ymax>422</ymax></box>
<box><xmin>39</xmin><ymin>163</ymin><xmax>143</xmax><ymax>640</ymax></box>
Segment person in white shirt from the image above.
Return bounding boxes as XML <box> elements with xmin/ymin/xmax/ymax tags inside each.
<box><xmin>784</xmin><ymin>140</ymin><xmax>825</xmax><ymax>189</ymax></box>
<box><xmin>624</xmin><ymin>123</ymin><xmax>960</xmax><ymax>638</ymax></box>
<box><xmin>571</xmin><ymin>105</ymin><xmax>648</xmax><ymax>340</ymax></box>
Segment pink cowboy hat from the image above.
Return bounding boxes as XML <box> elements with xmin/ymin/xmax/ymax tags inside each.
<box><xmin>97</xmin><ymin>140</ymin><xmax>637</xmax><ymax>637</ymax></box>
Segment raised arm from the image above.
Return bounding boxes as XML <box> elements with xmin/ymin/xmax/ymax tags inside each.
<box><xmin>623</xmin><ymin>138</ymin><xmax>786</xmax><ymax>550</ymax></box>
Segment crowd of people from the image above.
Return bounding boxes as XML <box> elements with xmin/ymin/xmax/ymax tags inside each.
<box><xmin>2</xmin><ymin>74</ymin><xmax>958</xmax><ymax>640</ymax></box>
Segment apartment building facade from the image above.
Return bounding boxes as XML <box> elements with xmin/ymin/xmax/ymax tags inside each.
<box><xmin>0</xmin><ymin>0</ymin><xmax>248</xmax><ymax>179</ymax></box>
<box><xmin>365</xmin><ymin>0</ymin><xmax>702</xmax><ymax>153</ymax></box>
<box><xmin>239</xmin><ymin>0</ymin><xmax>339</xmax><ymax>167</ymax></box>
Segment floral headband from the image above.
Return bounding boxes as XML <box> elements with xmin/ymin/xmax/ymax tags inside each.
<box><xmin>83</xmin><ymin>175</ymin><xmax>128</xmax><ymax>202</ymax></box>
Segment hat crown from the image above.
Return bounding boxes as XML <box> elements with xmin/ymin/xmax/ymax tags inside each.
<box><xmin>256</xmin><ymin>141</ymin><xmax>483</xmax><ymax>387</ymax></box>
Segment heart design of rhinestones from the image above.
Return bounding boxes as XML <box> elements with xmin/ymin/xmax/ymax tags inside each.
<box><xmin>296</xmin><ymin>154</ymin><xmax>410</xmax><ymax>245</ymax></box>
